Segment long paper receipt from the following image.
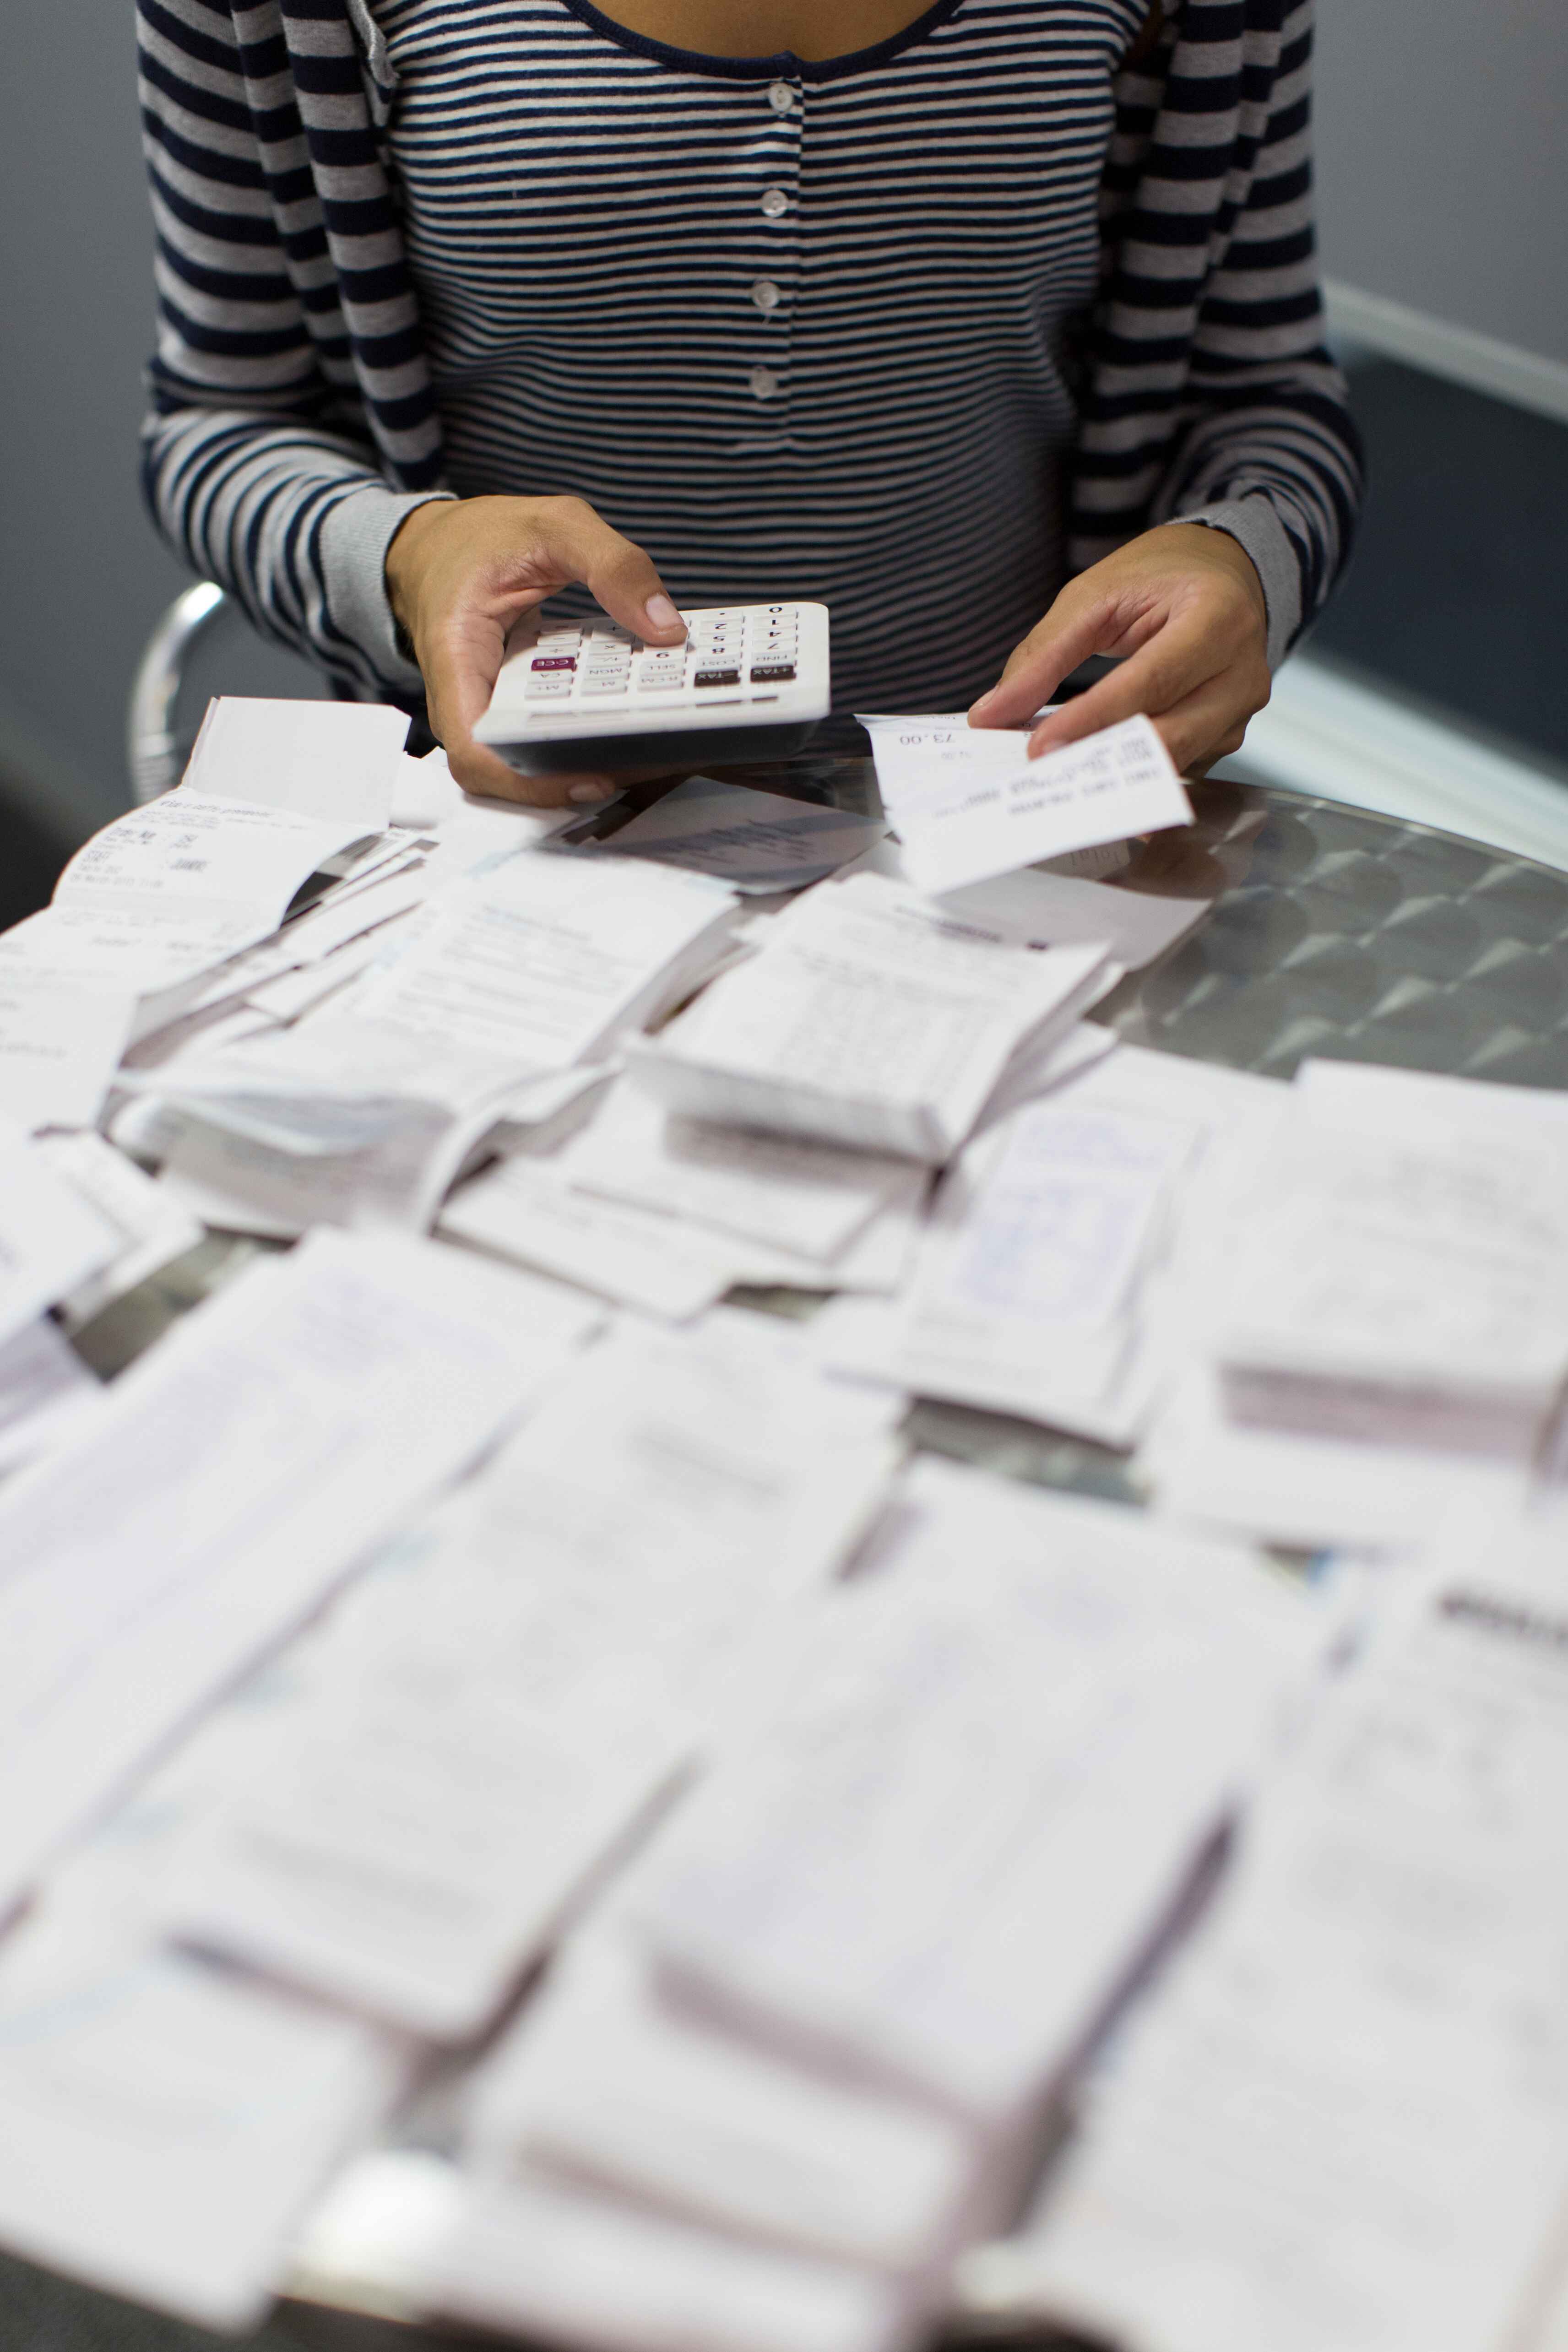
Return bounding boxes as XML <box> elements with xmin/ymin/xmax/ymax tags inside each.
<box><xmin>864</xmin><ymin>714</ymin><xmax>1193</xmax><ymax>894</ymax></box>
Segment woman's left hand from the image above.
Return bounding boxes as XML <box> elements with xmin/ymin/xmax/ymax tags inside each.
<box><xmin>967</xmin><ymin>523</ymin><xmax>1271</xmax><ymax>776</ymax></box>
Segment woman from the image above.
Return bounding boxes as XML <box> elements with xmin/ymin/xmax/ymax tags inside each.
<box><xmin>136</xmin><ymin>0</ymin><xmax>1360</xmax><ymax>808</ymax></box>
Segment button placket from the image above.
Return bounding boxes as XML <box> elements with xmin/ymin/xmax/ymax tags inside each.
<box><xmin>745</xmin><ymin>73</ymin><xmax>802</xmax><ymax>418</ymax></box>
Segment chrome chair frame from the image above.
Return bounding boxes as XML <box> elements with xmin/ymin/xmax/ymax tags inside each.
<box><xmin>125</xmin><ymin>580</ymin><xmax>228</xmax><ymax>804</ymax></box>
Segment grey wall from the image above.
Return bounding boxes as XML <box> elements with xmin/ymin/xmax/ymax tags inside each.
<box><xmin>0</xmin><ymin>0</ymin><xmax>322</xmax><ymax>860</ymax></box>
<box><xmin>1314</xmin><ymin>0</ymin><xmax>1568</xmax><ymax>367</ymax></box>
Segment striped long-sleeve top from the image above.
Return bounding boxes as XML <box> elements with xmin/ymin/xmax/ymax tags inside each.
<box><xmin>136</xmin><ymin>0</ymin><xmax>1362</xmax><ymax>723</ymax></box>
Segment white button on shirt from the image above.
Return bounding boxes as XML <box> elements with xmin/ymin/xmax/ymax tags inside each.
<box><xmin>750</xmin><ymin>278</ymin><xmax>781</xmax><ymax>311</ymax></box>
<box><xmin>767</xmin><ymin>79</ymin><xmax>794</xmax><ymax>113</ymax></box>
<box><xmin>760</xmin><ymin>188</ymin><xmax>789</xmax><ymax>218</ymax></box>
<box><xmin>749</xmin><ymin>366</ymin><xmax>780</xmax><ymax>401</ymax></box>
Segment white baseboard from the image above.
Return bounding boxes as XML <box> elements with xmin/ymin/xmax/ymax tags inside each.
<box><xmin>1324</xmin><ymin>279</ymin><xmax>1568</xmax><ymax>427</ymax></box>
<box><xmin>1223</xmin><ymin>655</ymin><xmax>1568</xmax><ymax>875</ymax></box>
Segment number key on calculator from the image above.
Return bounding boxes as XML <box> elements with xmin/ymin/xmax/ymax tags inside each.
<box><xmin>474</xmin><ymin>602</ymin><xmax>830</xmax><ymax>776</ymax></box>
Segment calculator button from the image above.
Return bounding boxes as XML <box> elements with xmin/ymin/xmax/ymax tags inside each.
<box><xmin>524</xmin><ymin>676</ymin><xmax>573</xmax><ymax>698</ymax></box>
<box><xmin>580</xmin><ymin>680</ymin><xmax>629</xmax><ymax>697</ymax></box>
<box><xmin>694</xmin><ymin>668</ymin><xmax>742</xmax><ymax>688</ymax></box>
<box><xmin>750</xmin><ymin>279</ymin><xmax>781</xmax><ymax>312</ymax></box>
<box><xmin>750</xmin><ymin>662</ymin><xmax>796</xmax><ymax>682</ymax></box>
<box><xmin>530</xmin><ymin>656</ymin><xmax>576</xmax><ymax>671</ymax></box>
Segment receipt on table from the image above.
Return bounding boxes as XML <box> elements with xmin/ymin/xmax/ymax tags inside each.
<box><xmin>0</xmin><ymin>1229</ymin><xmax>602</xmax><ymax>1911</ymax></box>
<box><xmin>1216</xmin><ymin>1058</ymin><xmax>1568</xmax><ymax>1459</ymax></box>
<box><xmin>861</xmin><ymin>713</ymin><xmax>1192</xmax><ymax>895</ymax></box>
<box><xmin>626</xmin><ymin>875</ymin><xmax>1113</xmax><ymax>1163</ymax></box>
<box><xmin>0</xmin><ymin>1318</ymin><xmax>101</xmax><ymax>1477</ymax></box>
<box><xmin>995</xmin><ymin>1542</ymin><xmax>1568</xmax><ymax>2352</ymax></box>
<box><xmin>182</xmin><ymin>695</ymin><xmax>407</xmax><ymax>828</ymax></box>
<box><xmin>37</xmin><ymin>1132</ymin><xmax>203</xmax><ymax>1328</ymax></box>
<box><xmin>431</xmin><ymin>2168</ymin><xmax>911</xmax><ymax>2352</ymax></box>
<box><xmin>355</xmin><ymin>850</ymin><xmax>740</xmax><ymax>1072</ymax></box>
<box><xmin>0</xmin><ymin>964</ymin><xmax>135</xmax><ymax>1133</ymax></box>
<box><xmin>839</xmin><ymin>837</ymin><xmax>1209</xmax><ymax>973</ymax></box>
<box><xmin>173</xmin><ymin>1320</ymin><xmax>900</xmax><ymax>2038</ymax></box>
<box><xmin>0</xmin><ymin>1124</ymin><xmax>124</xmax><ymax>1350</ymax></box>
<box><xmin>635</xmin><ymin>1456</ymin><xmax>1322</xmax><ymax>2122</ymax></box>
<box><xmin>562</xmin><ymin>775</ymin><xmax>885</xmax><ymax>893</ymax></box>
<box><xmin>0</xmin><ymin>788</ymin><xmax>380</xmax><ymax>995</ymax></box>
<box><xmin>466</xmin><ymin>1932</ymin><xmax>977</xmax><ymax>2275</ymax></box>
<box><xmin>564</xmin><ymin>1075</ymin><xmax>916</xmax><ymax>1262</ymax></box>
<box><xmin>0</xmin><ymin>1869</ymin><xmax>404</xmax><ymax>2331</ymax></box>
<box><xmin>820</xmin><ymin>1089</ymin><xmax>1197</xmax><ymax>1441</ymax></box>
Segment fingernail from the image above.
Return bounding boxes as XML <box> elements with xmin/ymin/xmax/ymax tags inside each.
<box><xmin>644</xmin><ymin>593</ymin><xmax>682</xmax><ymax>632</ymax></box>
<box><xmin>568</xmin><ymin>781</ymin><xmax>616</xmax><ymax>804</ymax></box>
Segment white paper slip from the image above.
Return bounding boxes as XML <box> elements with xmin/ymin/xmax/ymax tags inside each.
<box><xmin>54</xmin><ymin>790</ymin><xmax>374</xmax><ymax>934</ymax></box>
<box><xmin>564</xmin><ymin>1077</ymin><xmax>915</xmax><ymax>1262</ymax></box>
<box><xmin>182</xmin><ymin>695</ymin><xmax>408</xmax><ymax>827</ymax></box>
<box><xmin>862</xmin><ymin>713</ymin><xmax>1192</xmax><ymax>894</ymax></box>
<box><xmin>837</xmin><ymin>833</ymin><xmax>1204</xmax><ymax>972</ymax></box>
<box><xmin>431</xmin><ymin>2170</ymin><xmax>912</xmax><ymax>2352</ymax></box>
<box><xmin>0</xmin><ymin>963</ymin><xmax>135</xmax><ymax>1133</ymax></box>
<box><xmin>391</xmin><ymin>744</ymin><xmax>463</xmax><ymax>829</ymax></box>
<box><xmin>998</xmin><ymin>1554</ymin><xmax>1568</xmax><ymax>2352</ymax></box>
<box><xmin>636</xmin><ymin>1457</ymin><xmax>1320</xmax><ymax>2124</ymax></box>
<box><xmin>1143</xmin><ymin>1362</ymin><xmax>1531</xmax><ymax>1550</ymax></box>
<box><xmin>467</xmin><ymin>1934</ymin><xmax>977</xmax><ymax>2276</ymax></box>
<box><xmin>625</xmin><ymin>874</ymin><xmax>1112</xmax><ymax>1164</ymax></box>
<box><xmin>128</xmin><ymin>1011</ymin><xmax>522</xmax><ymax>1236</ymax></box>
<box><xmin>0</xmin><ymin>1317</ymin><xmax>100</xmax><ymax>1477</ymax></box>
<box><xmin>973</xmin><ymin>1019</ymin><xmax>1120</xmax><ymax>1130</ymax></box>
<box><xmin>832</xmin><ymin>1090</ymin><xmax>1196</xmax><ymax>1441</ymax></box>
<box><xmin>0</xmin><ymin>1872</ymin><xmax>404</xmax><ymax>2331</ymax></box>
<box><xmin>243</xmin><ymin>927</ymin><xmax>411</xmax><ymax>1024</ymax></box>
<box><xmin>265</xmin><ymin>858</ymin><xmax>433</xmax><ymax>969</ymax></box>
<box><xmin>174</xmin><ymin>1321</ymin><xmax>898</xmax><ymax>2039</ymax></box>
<box><xmin>37</xmin><ymin>1132</ymin><xmax>204</xmax><ymax>1328</ymax></box>
<box><xmin>354</xmin><ymin>850</ymin><xmax>739</xmax><ymax>1073</ymax></box>
<box><xmin>1216</xmin><ymin>1058</ymin><xmax>1568</xmax><ymax>1459</ymax></box>
<box><xmin>1</xmin><ymin>786</ymin><xmax>379</xmax><ymax>996</ymax></box>
<box><xmin>563</xmin><ymin>775</ymin><xmax>886</xmax><ymax>893</ymax></box>
<box><xmin>0</xmin><ymin>1125</ymin><xmax>124</xmax><ymax>1350</ymax></box>
<box><xmin>0</xmin><ymin>1229</ymin><xmax>602</xmax><ymax>1911</ymax></box>
<box><xmin>441</xmin><ymin>1154</ymin><xmax>744</xmax><ymax>1321</ymax></box>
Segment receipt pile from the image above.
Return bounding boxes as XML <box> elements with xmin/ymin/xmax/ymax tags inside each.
<box><xmin>426</xmin><ymin>1457</ymin><xmax>1326</xmax><ymax>2352</ymax></box>
<box><xmin>1138</xmin><ymin>1058</ymin><xmax>1568</xmax><ymax>1548</ymax></box>
<box><xmin>4</xmin><ymin>694</ymin><xmax>1568</xmax><ymax>2350</ymax></box>
<box><xmin>986</xmin><ymin>1536</ymin><xmax>1568</xmax><ymax>2352</ymax></box>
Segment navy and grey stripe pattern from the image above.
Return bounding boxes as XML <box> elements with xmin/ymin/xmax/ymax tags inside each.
<box><xmin>137</xmin><ymin>0</ymin><xmax>1362</xmax><ymax>714</ymax></box>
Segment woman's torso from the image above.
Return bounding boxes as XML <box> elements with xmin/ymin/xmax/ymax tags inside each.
<box><xmin>374</xmin><ymin>0</ymin><xmax>1145</xmax><ymax>719</ymax></box>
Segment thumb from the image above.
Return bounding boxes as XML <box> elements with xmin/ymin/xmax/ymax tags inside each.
<box><xmin>546</xmin><ymin>502</ymin><xmax>688</xmax><ymax>648</ymax></box>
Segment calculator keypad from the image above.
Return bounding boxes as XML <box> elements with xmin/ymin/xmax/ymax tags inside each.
<box><xmin>505</xmin><ymin>605</ymin><xmax>810</xmax><ymax>717</ymax></box>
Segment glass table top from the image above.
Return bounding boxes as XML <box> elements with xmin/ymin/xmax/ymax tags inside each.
<box><xmin>30</xmin><ymin>774</ymin><xmax>1568</xmax><ymax>2351</ymax></box>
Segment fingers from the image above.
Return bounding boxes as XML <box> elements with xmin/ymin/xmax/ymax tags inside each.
<box><xmin>1024</xmin><ymin>604</ymin><xmax>1229</xmax><ymax>756</ymax></box>
<box><xmin>542</xmin><ymin>497</ymin><xmax>687</xmax><ymax>646</ymax></box>
<box><xmin>967</xmin><ymin>587</ymin><xmax>1122</xmax><ymax>729</ymax></box>
<box><xmin>1111</xmin><ymin>671</ymin><xmax>1255</xmax><ymax>779</ymax></box>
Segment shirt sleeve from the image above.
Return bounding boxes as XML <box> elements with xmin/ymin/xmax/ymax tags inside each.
<box><xmin>136</xmin><ymin>0</ymin><xmax>447</xmax><ymax>698</ymax></box>
<box><xmin>1102</xmin><ymin>0</ymin><xmax>1364</xmax><ymax>665</ymax></box>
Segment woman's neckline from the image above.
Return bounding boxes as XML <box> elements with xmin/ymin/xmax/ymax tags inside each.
<box><xmin>553</xmin><ymin>0</ymin><xmax>969</xmax><ymax>83</ymax></box>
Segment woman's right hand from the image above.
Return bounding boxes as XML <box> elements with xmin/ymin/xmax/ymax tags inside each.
<box><xmin>385</xmin><ymin>493</ymin><xmax>689</xmax><ymax>807</ymax></box>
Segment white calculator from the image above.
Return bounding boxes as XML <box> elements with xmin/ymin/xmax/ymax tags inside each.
<box><xmin>473</xmin><ymin>602</ymin><xmax>830</xmax><ymax>776</ymax></box>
